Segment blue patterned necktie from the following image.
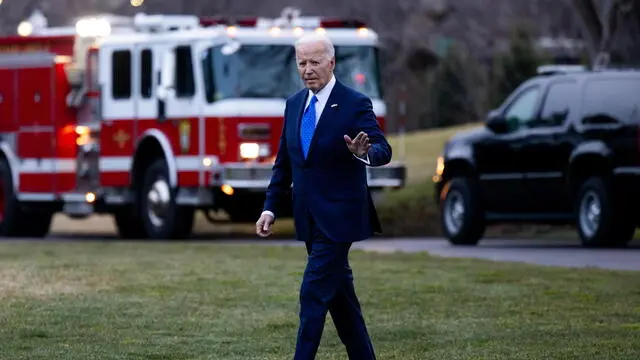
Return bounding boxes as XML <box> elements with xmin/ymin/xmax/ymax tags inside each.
<box><xmin>300</xmin><ymin>95</ymin><xmax>318</xmax><ymax>158</ymax></box>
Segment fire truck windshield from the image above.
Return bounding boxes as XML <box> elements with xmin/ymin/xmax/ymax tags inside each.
<box><xmin>334</xmin><ymin>45</ymin><xmax>382</xmax><ymax>99</ymax></box>
<box><xmin>201</xmin><ymin>43</ymin><xmax>382</xmax><ymax>102</ymax></box>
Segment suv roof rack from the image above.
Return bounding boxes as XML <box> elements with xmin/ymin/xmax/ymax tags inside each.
<box><xmin>536</xmin><ymin>64</ymin><xmax>587</xmax><ymax>76</ymax></box>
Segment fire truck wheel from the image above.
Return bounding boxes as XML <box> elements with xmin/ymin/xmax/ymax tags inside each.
<box><xmin>113</xmin><ymin>207</ymin><xmax>147</xmax><ymax>239</ymax></box>
<box><xmin>0</xmin><ymin>159</ymin><xmax>52</xmax><ymax>237</ymax></box>
<box><xmin>227</xmin><ymin>205</ymin><xmax>264</xmax><ymax>223</ymax></box>
<box><xmin>16</xmin><ymin>211</ymin><xmax>53</xmax><ymax>238</ymax></box>
<box><xmin>140</xmin><ymin>159</ymin><xmax>194</xmax><ymax>239</ymax></box>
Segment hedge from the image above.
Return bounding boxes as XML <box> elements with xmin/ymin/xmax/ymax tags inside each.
<box><xmin>376</xmin><ymin>182</ymin><xmax>442</xmax><ymax>237</ymax></box>
<box><xmin>375</xmin><ymin>181</ymin><xmax>581</xmax><ymax>239</ymax></box>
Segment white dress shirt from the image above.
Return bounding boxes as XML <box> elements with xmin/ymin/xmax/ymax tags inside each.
<box><xmin>261</xmin><ymin>75</ymin><xmax>371</xmax><ymax>220</ymax></box>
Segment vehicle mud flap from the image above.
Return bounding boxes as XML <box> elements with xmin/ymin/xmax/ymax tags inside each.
<box><xmin>113</xmin><ymin>206</ymin><xmax>147</xmax><ymax>239</ymax></box>
<box><xmin>140</xmin><ymin>159</ymin><xmax>194</xmax><ymax>239</ymax></box>
<box><xmin>225</xmin><ymin>192</ymin><xmax>266</xmax><ymax>223</ymax></box>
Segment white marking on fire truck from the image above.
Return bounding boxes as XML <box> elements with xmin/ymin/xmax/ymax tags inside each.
<box><xmin>102</xmin><ymin>98</ymin><xmax>386</xmax><ymax>120</ymax></box>
<box><xmin>20</xmin><ymin>158</ymin><xmax>75</xmax><ymax>173</ymax></box>
<box><xmin>18</xmin><ymin>156</ymin><xmax>217</xmax><ymax>174</ymax></box>
<box><xmin>17</xmin><ymin>193</ymin><xmax>56</xmax><ymax>201</ymax></box>
<box><xmin>99</xmin><ymin>157</ymin><xmax>132</xmax><ymax>172</ymax></box>
<box><xmin>98</xmin><ymin>156</ymin><xmax>217</xmax><ymax>172</ymax></box>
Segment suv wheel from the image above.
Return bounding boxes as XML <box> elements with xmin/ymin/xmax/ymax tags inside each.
<box><xmin>575</xmin><ymin>176</ymin><xmax>636</xmax><ymax>247</ymax></box>
<box><xmin>440</xmin><ymin>177</ymin><xmax>485</xmax><ymax>245</ymax></box>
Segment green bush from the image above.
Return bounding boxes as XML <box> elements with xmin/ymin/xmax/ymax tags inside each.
<box><xmin>421</xmin><ymin>43</ymin><xmax>488</xmax><ymax>129</ymax></box>
<box><xmin>375</xmin><ymin>182</ymin><xmax>581</xmax><ymax>239</ymax></box>
<box><xmin>376</xmin><ymin>182</ymin><xmax>442</xmax><ymax>237</ymax></box>
<box><xmin>489</xmin><ymin>24</ymin><xmax>550</xmax><ymax>108</ymax></box>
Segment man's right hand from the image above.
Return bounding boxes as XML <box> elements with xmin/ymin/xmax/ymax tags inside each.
<box><xmin>256</xmin><ymin>212</ymin><xmax>275</xmax><ymax>237</ymax></box>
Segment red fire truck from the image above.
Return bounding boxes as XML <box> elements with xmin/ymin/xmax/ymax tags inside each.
<box><xmin>0</xmin><ymin>8</ymin><xmax>406</xmax><ymax>239</ymax></box>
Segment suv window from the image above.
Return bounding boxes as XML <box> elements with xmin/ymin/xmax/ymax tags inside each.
<box><xmin>504</xmin><ymin>86</ymin><xmax>541</xmax><ymax>131</ymax></box>
<box><xmin>582</xmin><ymin>77</ymin><xmax>640</xmax><ymax>125</ymax></box>
<box><xmin>536</xmin><ymin>81</ymin><xmax>579</xmax><ymax>127</ymax></box>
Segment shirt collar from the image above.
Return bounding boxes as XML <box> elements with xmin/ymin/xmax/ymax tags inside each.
<box><xmin>308</xmin><ymin>75</ymin><xmax>336</xmax><ymax>104</ymax></box>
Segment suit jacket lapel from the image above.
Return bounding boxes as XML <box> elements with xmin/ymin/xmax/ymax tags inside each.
<box><xmin>305</xmin><ymin>81</ymin><xmax>343</xmax><ymax>161</ymax></box>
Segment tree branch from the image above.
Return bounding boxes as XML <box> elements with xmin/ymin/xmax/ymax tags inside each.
<box><xmin>567</xmin><ymin>0</ymin><xmax>603</xmax><ymax>59</ymax></box>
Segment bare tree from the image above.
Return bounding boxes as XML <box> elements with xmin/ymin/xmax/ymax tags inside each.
<box><xmin>0</xmin><ymin>0</ymin><xmax>585</xmax><ymax>131</ymax></box>
<box><xmin>568</xmin><ymin>0</ymin><xmax>640</xmax><ymax>67</ymax></box>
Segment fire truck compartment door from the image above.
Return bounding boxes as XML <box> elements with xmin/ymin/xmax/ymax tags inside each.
<box><xmin>0</xmin><ymin>69</ymin><xmax>15</xmax><ymax>131</ymax></box>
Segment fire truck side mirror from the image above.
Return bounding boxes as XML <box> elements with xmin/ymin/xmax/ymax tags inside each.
<box><xmin>157</xmin><ymin>50</ymin><xmax>175</xmax><ymax>100</ymax></box>
<box><xmin>156</xmin><ymin>50</ymin><xmax>176</xmax><ymax>122</ymax></box>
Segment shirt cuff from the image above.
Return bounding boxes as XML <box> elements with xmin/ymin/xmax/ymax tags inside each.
<box><xmin>353</xmin><ymin>153</ymin><xmax>370</xmax><ymax>165</ymax></box>
<box><xmin>261</xmin><ymin>210</ymin><xmax>275</xmax><ymax>219</ymax></box>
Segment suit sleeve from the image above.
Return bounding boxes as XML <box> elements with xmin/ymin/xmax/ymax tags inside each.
<box><xmin>263</xmin><ymin>103</ymin><xmax>293</xmax><ymax>218</ymax></box>
<box><xmin>355</xmin><ymin>95</ymin><xmax>392</xmax><ymax>167</ymax></box>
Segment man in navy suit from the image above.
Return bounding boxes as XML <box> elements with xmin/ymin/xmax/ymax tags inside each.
<box><xmin>256</xmin><ymin>33</ymin><xmax>392</xmax><ymax>360</ymax></box>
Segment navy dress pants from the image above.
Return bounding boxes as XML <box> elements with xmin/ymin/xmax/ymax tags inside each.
<box><xmin>293</xmin><ymin>219</ymin><xmax>376</xmax><ymax>360</ymax></box>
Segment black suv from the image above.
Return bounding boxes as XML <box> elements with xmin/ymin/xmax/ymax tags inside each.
<box><xmin>433</xmin><ymin>67</ymin><xmax>640</xmax><ymax>247</ymax></box>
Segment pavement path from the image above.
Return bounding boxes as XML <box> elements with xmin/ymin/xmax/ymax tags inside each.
<box><xmin>248</xmin><ymin>237</ymin><xmax>640</xmax><ymax>272</ymax></box>
<box><xmin>44</xmin><ymin>214</ymin><xmax>640</xmax><ymax>272</ymax></box>
<box><xmin>353</xmin><ymin>238</ymin><xmax>640</xmax><ymax>271</ymax></box>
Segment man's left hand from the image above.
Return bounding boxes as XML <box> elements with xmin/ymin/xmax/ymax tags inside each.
<box><xmin>344</xmin><ymin>131</ymin><xmax>371</xmax><ymax>157</ymax></box>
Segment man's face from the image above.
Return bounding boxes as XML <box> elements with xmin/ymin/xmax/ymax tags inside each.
<box><xmin>295</xmin><ymin>41</ymin><xmax>335</xmax><ymax>92</ymax></box>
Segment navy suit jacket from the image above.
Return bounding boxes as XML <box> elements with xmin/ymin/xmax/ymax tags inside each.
<box><xmin>263</xmin><ymin>80</ymin><xmax>392</xmax><ymax>243</ymax></box>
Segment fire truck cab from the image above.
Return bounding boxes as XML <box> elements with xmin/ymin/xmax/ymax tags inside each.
<box><xmin>0</xmin><ymin>8</ymin><xmax>406</xmax><ymax>239</ymax></box>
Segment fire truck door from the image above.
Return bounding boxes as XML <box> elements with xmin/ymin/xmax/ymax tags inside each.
<box><xmin>135</xmin><ymin>46</ymin><xmax>155</xmax><ymax>121</ymax></box>
<box><xmin>99</xmin><ymin>45</ymin><xmax>135</xmax><ymax>163</ymax></box>
<box><xmin>157</xmin><ymin>44</ymin><xmax>198</xmax><ymax>122</ymax></box>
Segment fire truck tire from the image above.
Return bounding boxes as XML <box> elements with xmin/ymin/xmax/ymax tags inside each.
<box><xmin>113</xmin><ymin>208</ymin><xmax>147</xmax><ymax>239</ymax></box>
<box><xmin>17</xmin><ymin>212</ymin><xmax>52</xmax><ymax>237</ymax></box>
<box><xmin>140</xmin><ymin>159</ymin><xmax>194</xmax><ymax>239</ymax></box>
<box><xmin>0</xmin><ymin>159</ymin><xmax>52</xmax><ymax>237</ymax></box>
<box><xmin>227</xmin><ymin>205</ymin><xmax>264</xmax><ymax>223</ymax></box>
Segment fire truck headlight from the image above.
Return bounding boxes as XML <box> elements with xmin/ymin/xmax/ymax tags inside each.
<box><xmin>239</xmin><ymin>142</ymin><xmax>270</xmax><ymax>159</ymax></box>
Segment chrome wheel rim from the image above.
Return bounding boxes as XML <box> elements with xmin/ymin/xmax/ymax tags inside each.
<box><xmin>444</xmin><ymin>190</ymin><xmax>465</xmax><ymax>235</ymax></box>
<box><xmin>579</xmin><ymin>190</ymin><xmax>601</xmax><ymax>238</ymax></box>
<box><xmin>147</xmin><ymin>178</ymin><xmax>171</xmax><ymax>227</ymax></box>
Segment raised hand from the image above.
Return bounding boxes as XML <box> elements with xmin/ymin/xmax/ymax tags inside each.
<box><xmin>344</xmin><ymin>131</ymin><xmax>371</xmax><ymax>157</ymax></box>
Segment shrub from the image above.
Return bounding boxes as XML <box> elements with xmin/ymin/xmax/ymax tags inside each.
<box><xmin>375</xmin><ymin>182</ymin><xmax>582</xmax><ymax>239</ymax></box>
<box><xmin>421</xmin><ymin>43</ymin><xmax>488</xmax><ymax>129</ymax></box>
<box><xmin>376</xmin><ymin>182</ymin><xmax>442</xmax><ymax>237</ymax></box>
<box><xmin>489</xmin><ymin>24</ymin><xmax>549</xmax><ymax>108</ymax></box>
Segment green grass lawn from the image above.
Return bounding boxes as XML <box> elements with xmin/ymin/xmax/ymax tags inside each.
<box><xmin>1</xmin><ymin>241</ymin><xmax>639</xmax><ymax>359</ymax></box>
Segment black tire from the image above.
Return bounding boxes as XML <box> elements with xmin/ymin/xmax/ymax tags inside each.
<box><xmin>0</xmin><ymin>160</ymin><xmax>52</xmax><ymax>237</ymax></box>
<box><xmin>139</xmin><ymin>159</ymin><xmax>194</xmax><ymax>239</ymax></box>
<box><xmin>575</xmin><ymin>176</ymin><xmax>636</xmax><ymax>247</ymax></box>
<box><xmin>18</xmin><ymin>211</ymin><xmax>53</xmax><ymax>237</ymax></box>
<box><xmin>227</xmin><ymin>207</ymin><xmax>264</xmax><ymax>223</ymax></box>
<box><xmin>225</xmin><ymin>195</ymin><xmax>265</xmax><ymax>223</ymax></box>
<box><xmin>113</xmin><ymin>206</ymin><xmax>147</xmax><ymax>239</ymax></box>
<box><xmin>439</xmin><ymin>177</ymin><xmax>486</xmax><ymax>246</ymax></box>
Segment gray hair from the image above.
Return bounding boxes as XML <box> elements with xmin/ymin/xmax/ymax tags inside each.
<box><xmin>294</xmin><ymin>33</ymin><xmax>335</xmax><ymax>59</ymax></box>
